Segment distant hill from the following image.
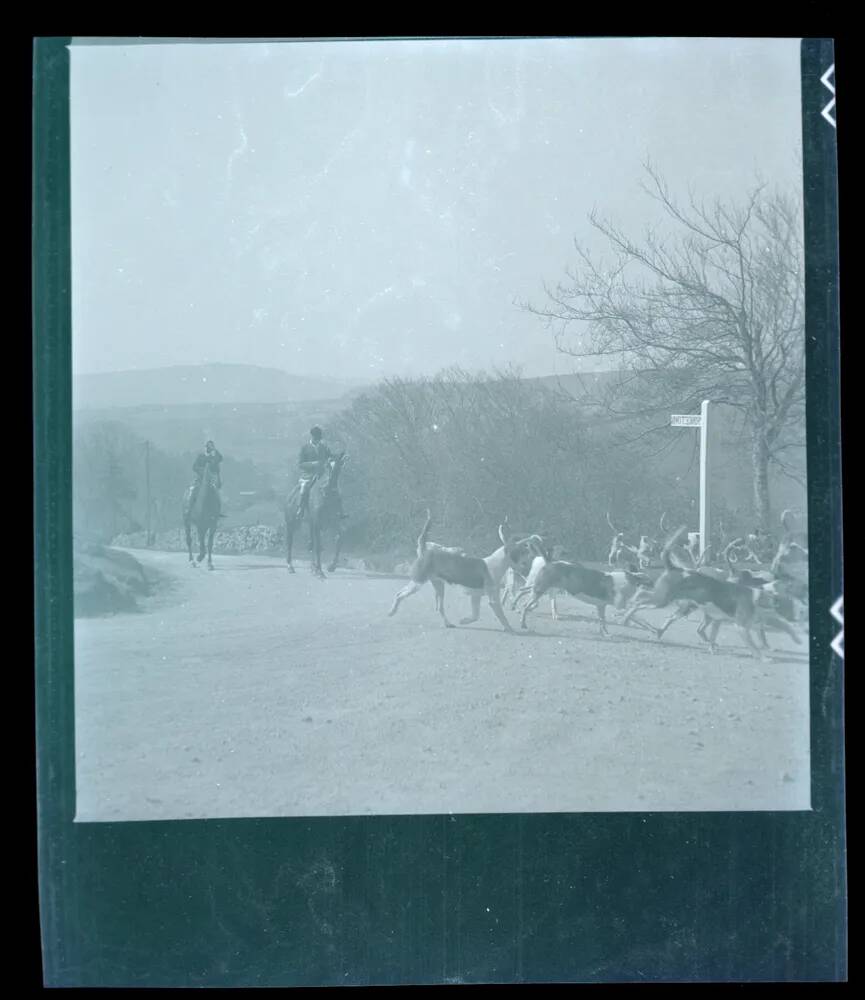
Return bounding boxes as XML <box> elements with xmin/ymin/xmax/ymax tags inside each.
<box><xmin>73</xmin><ymin>364</ymin><xmax>367</xmax><ymax>410</ymax></box>
<box><xmin>72</xmin><ymin>365</ymin><xmax>806</xmax><ymax>520</ymax></box>
<box><xmin>74</xmin><ymin>398</ymin><xmax>355</xmax><ymax>478</ymax></box>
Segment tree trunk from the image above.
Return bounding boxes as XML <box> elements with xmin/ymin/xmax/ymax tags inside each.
<box><xmin>751</xmin><ymin>429</ymin><xmax>771</xmax><ymax>531</ymax></box>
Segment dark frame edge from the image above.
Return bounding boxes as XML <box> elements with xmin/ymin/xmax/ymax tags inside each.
<box><xmin>801</xmin><ymin>36</ymin><xmax>846</xmax><ymax>981</ymax></box>
<box><xmin>33</xmin><ymin>36</ymin><xmax>76</xmax><ymax>988</ymax></box>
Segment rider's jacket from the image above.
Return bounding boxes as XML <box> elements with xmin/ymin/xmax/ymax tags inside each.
<box><xmin>298</xmin><ymin>441</ymin><xmax>332</xmax><ymax>479</ymax></box>
<box><xmin>193</xmin><ymin>449</ymin><xmax>223</xmax><ymax>484</ymax></box>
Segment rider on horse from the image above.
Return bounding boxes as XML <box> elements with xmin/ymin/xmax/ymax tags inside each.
<box><xmin>190</xmin><ymin>440</ymin><xmax>223</xmax><ymax>506</ymax></box>
<box><xmin>296</xmin><ymin>426</ymin><xmax>333</xmax><ymax>519</ymax></box>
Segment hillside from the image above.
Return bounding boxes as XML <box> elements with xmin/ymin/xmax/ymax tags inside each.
<box><xmin>73</xmin><ymin>367</ymin><xmax>807</xmax><ymax>535</ymax></box>
<box><xmin>73</xmin><ymin>364</ymin><xmax>366</xmax><ymax>410</ymax></box>
<box><xmin>74</xmin><ymin>398</ymin><xmax>353</xmax><ymax>478</ymax></box>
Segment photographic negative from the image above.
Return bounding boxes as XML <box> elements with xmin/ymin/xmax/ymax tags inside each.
<box><xmin>68</xmin><ymin>37</ymin><xmax>816</xmax><ymax>822</ymax></box>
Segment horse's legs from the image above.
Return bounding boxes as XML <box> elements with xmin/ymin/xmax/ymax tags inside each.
<box><xmin>326</xmin><ymin>527</ymin><xmax>343</xmax><ymax>574</ymax></box>
<box><xmin>184</xmin><ymin>517</ymin><xmax>195</xmax><ymax>564</ymax></box>
<box><xmin>207</xmin><ymin>523</ymin><xmax>215</xmax><ymax>570</ymax></box>
<box><xmin>197</xmin><ymin>523</ymin><xmax>207</xmax><ymax>565</ymax></box>
<box><xmin>285</xmin><ymin>513</ymin><xmax>297</xmax><ymax>573</ymax></box>
<box><xmin>311</xmin><ymin>520</ymin><xmax>325</xmax><ymax>578</ymax></box>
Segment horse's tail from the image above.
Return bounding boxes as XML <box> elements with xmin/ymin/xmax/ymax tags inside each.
<box><xmin>417</xmin><ymin>509</ymin><xmax>432</xmax><ymax>559</ymax></box>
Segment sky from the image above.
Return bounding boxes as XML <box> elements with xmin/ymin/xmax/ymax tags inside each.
<box><xmin>70</xmin><ymin>37</ymin><xmax>803</xmax><ymax>380</ymax></box>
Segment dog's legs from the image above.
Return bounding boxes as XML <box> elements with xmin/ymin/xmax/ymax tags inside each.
<box><xmin>757</xmin><ymin>612</ymin><xmax>803</xmax><ymax>646</ymax></box>
<box><xmin>388</xmin><ymin>580</ymin><xmax>423</xmax><ymax>617</ymax></box>
<box><xmin>695</xmin><ymin>617</ymin><xmax>724</xmax><ymax>653</ymax></box>
<box><xmin>655</xmin><ymin>612</ymin><xmax>681</xmax><ymax>639</ymax></box>
<box><xmin>486</xmin><ymin>585</ymin><xmax>516</xmax><ymax>633</ymax></box>
<box><xmin>596</xmin><ymin>603</ymin><xmax>610</xmax><ymax>637</ymax></box>
<box><xmin>550</xmin><ymin>595</ymin><xmax>559</xmax><ymax>620</ymax></box>
<box><xmin>621</xmin><ymin>590</ymin><xmax>654</xmax><ymax>626</ymax></box>
<box><xmin>654</xmin><ymin>602</ymin><xmax>694</xmax><ymax>640</ymax></box>
<box><xmin>696</xmin><ymin>615</ymin><xmax>716</xmax><ymax>652</ymax></box>
<box><xmin>511</xmin><ymin>585</ymin><xmax>532</xmax><ymax>611</ymax></box>
<box><xmin>459</xmin><ymin>591</ymin><xmax>482</xmax><ymax>626</ymax></box>
<box><xmin>433</xmin><ymin>579</ymin><xmax>455</xmax><ymax>628</ymax></box>
<box><xmin>520</xmin><ymin>591</ymin><xmax>542</xmax><ymax>630</ymax></box>
<box><xmin>738</xmin><ymin>620</ymin><xmax>769</xmax><ymax>660</ymax></box>
<box><xmin>627</xmin><ymin>611</ymin><xmax>662</xmax><ymax>637</ymax></box>
<box><xmin>500</xmin><ymin>572</ymin><xmax>517</xmax><ymax>609</ymax></box>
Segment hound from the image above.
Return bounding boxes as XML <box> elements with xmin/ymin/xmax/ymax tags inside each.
<box><xmin>770</xmin><ymin>509</ymin><xmax>809</xmax><ymax>579</ymax></box>
<box><xmin>506</xmin><ymin>541</ymin><xmax>564</xmax><ymax>619</ymax></box>
<box><xmin>425</xmin><ymin>541</ymin><xmax>467</xmax><ymax>608</ymax></box>
<box><xmin>519</xmin><ymin>539</ymin><xmax>657</xmax><ymax>637</ymax></box>
<box><xmin>684</xmin><ymin>532</ymin><xmax>705</xmax><ymax>567</ymax></box>
<box><xmin>606</xmin><ymin>512</ymin><xmax>640</xmax><ymax>568</ymax></box>
<box><xmin>721</xmin><ymin>537</ymin><xmax>751</xmax><ymax>566</ymax></box>
<box><xmin>726</xmin><ymin>560</ymin><xmax>808</xmax><ymax>634</ymax></box>
<box><xmin>426</xmin><ymin>541</ymin><xmax>466</xmax><ymax>558</ymax></box>
<box><xmin>651</xmin><ymin>561</ymin><xmax>804</xmax><ymax>650</ymax></box>
<box><xmin>501</xmin><ymin>563</ymin><xmax>527</xmax><ymax>608</ymax></box>
<box><xmin>622</xmin><ymin>527</ymin><xmax>801</xmax><ymax>658</ymax></box>
<box><xmin>388</xmin><ymin>511</ymin><xmax>533</xmax><ymax>632</ymax></box>
<box><xmin>635</xmin><ymin>535</ymin><xmax>657</xmax><ymax>570</ymax></box>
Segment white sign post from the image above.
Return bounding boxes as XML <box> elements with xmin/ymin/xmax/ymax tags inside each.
<box><xmin>670</xmin><ymin>400</ymin><xmax>711</xmax><ymax>557</ymax></box>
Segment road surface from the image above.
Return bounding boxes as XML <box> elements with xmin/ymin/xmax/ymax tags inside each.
<box><xmin>74</xmin><ymin>549</ymin><xmax>811</xmax><ymax>821</ymax></box>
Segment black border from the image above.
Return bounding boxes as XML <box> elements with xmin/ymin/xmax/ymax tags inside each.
<box><xmin>34</xmin><ymin>37</ymin><xmax>845</xmax><ymax>985</ymax></box>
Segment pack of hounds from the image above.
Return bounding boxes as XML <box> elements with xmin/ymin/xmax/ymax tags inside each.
<box><xmin>387</xmin><ymin>508</ymin><xmax>809</xmax><ymax>661</ymax></box>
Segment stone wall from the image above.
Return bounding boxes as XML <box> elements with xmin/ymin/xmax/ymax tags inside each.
<box><xmin>111</xmin><ymin>525</ymin><xmax>414</xmax><ymax>576</ymax></box>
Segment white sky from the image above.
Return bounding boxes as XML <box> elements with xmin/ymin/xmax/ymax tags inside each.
<box><xmin>70</xmin><ymin>37</ymin><xmax>803</xmax><ymax>380</ymax></box>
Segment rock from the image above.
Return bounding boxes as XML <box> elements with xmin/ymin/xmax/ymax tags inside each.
<box><xmin>74</xmin><ymin>544</ymin><xmax>151</xmax><ymax>617</ymax></box>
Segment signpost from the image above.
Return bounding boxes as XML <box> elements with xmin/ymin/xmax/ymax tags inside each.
<box><xmin>670</xmin><ymin>400</ymin><xmax>711</xmax><ymax>557</ymax></box>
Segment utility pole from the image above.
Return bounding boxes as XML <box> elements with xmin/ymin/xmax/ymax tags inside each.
<box><xmin>145</xmin><ymin>439</ymin><xmax>152</xmax><ymax>547</ymax></box>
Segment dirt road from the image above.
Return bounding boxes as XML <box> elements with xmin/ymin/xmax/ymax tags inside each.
<box><xmin>74</xmin><ymin>550</ymin><xmax>810</xmax><ymax>821</ymax></box>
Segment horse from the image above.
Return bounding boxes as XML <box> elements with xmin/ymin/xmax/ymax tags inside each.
<box><xmin>284</xmin><ymin>452</ymin><xmax>348</xmax><ymax>577</ymax></box>
<box><xmin>183</xmin><ymin>467</ymin><xmax>222</xmax><ymax>570</ymax></box>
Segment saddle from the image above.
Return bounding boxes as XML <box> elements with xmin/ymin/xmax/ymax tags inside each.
<box><xmin>188</xmin><ymin>473</ymin><xmax>222</xmax><ymax>517</ymax></box>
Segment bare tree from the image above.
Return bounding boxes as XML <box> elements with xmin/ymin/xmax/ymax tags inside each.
<box><xmin>523</xmin><ymin>162</ymin><xmax>805</xmax><ymax>529</ymax></box>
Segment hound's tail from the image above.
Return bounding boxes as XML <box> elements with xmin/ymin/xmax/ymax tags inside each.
<box><xmin>417</xmin><ymin>509</ymin><xmax>433</xmax><ymax>559</ymax></box>
<box><xmin>527</xmin><ymin>535</ymin><xmax>548</xmax><ymax>562</ymax></box>
<box><xmin>662</xmin><ymin>525</ymin><xmax>688</xmax><ymax>571</ymax></box>
<box><xmin>724</xmin><ymin>538</ymin><xmax>745</xmax><ymax>576</ymax></box>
